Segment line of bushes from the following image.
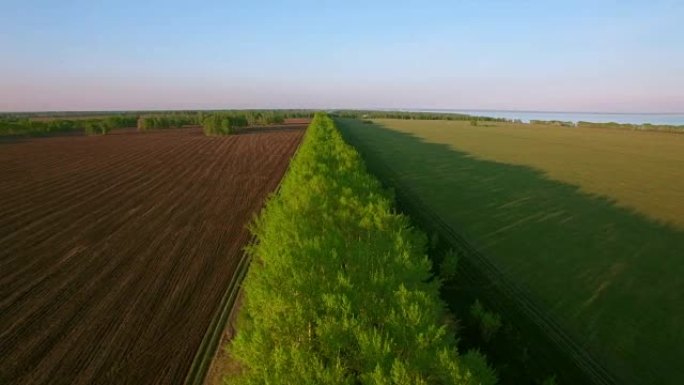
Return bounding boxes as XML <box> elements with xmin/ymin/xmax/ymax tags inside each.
<box><xmin>228</xmin><ymin>113</ymin><xmax>496</xmax><ymax>384</ymax></box>
<box><xmin>201</xmin><ymin>114</ymin><xmax>248</xmax><ymax>136</ymax></box>
<box><xmin>136</xmin><ymin>114</ymin><xmax>198</xmax><ymax>131</ymax></box>
<box><xmin>529</xmin><ymin>120</ymin><xmax>575</xmax><ymax>127</ymax></box>
<box><xmin>197</xmin><ymin>109</ymin><xmax>313</xmax><ymax>126</ymax></box>
<box><xmin>0</xmin><ymin>115</ymin><xmax>137</xmax><ymax>136</ymax></box>
<box><xmin>83</xmin><ymin>121</ymin><xmax>111</xmax><ymax>136</ymax></box>
<box><xmin>197</xmin><ymin>110</ymin><xmax>315</xmax><ymax>130</ymax></box>
<box><xmin>200</xmin><ymin>110</ymin><xmax>309</xmax><ymax>136</ymax></box>
<box><xmin>0</xmin><ymin>110</ymin><xmax>316</xmax><ymax>137</ymax></box>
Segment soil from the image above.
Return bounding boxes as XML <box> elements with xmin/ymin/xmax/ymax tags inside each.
<box><xmin>0</xmin><ymin>125</ymin><xmax>305</xmax><ymax>385</ymax></box>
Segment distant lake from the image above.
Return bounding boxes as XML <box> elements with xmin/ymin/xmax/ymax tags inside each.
<box><xmin>412</xmin><ymin>109</ymin><xmax>684</xmax><ymax>126</ymax></box>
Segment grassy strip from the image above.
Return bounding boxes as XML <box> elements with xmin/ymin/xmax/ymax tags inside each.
<box><xmin>186</xmin><ymin>124</ymin><xmax>307</xmax><ymax>385</ymax></box>
<box><xmin>227</xmin><ymin>113</ymin><xmax>496</xmax><ymax>384</ymax></box>
<box><xmin>184</xmin><ymin>251</ymin><xmax>252</xmax><ymax>385</ymax></box>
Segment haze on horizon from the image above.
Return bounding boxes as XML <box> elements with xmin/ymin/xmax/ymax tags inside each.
<box><xmin>1</xmin><ymin>0</ymin><xmax>682</xmax><ymax>113</ymax></box>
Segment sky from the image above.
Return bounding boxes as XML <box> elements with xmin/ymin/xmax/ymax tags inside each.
<box><xmin>1</xmin><ymin>0</ymin><xmax>683</xmax><ymax>112</ymax></box>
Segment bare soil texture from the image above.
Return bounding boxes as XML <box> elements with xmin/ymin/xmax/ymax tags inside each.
<box><xmin>283</xmin><ymin>118</ymin><xmax>312</xmax><ymax>125</ymax></box>
<box><xmin>0</xmin><ymin>125</ymin><xmax>305</xmax><ymax>385</ymax></box>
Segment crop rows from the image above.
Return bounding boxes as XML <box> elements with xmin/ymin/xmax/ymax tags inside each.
<box><xmin>0</xmin><ymin>126</ymin><xmax>305</xmax><ymax>385</ymax></box>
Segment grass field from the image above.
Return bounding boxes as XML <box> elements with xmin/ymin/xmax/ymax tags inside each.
<box><xmin>338</xmin><ymin>118</ymin><xmax>684</xmax><ymax>385</ymax></box>
<box><xmin>371</xmin><ymin>118</ymin><xmax>684</xmax><ymax>229</ymax></box>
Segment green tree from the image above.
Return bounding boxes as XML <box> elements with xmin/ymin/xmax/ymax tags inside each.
<box><xmin>228</xmin><ymin>113</ymin><xmax>497</xmax><ymax>385</ymax></box>
<box><xmin>470</xmin><ymin>300</ymin><xmax>502</xmax><ymax>343</ymax></box>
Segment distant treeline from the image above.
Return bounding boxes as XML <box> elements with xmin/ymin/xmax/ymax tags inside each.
<box><xmin>331</xmin><ymin>111</ymin><xmax>684</xmax><ymax>133</ymax></box>
<box><xmin>531</xmin><ymin>119</ymin><xmax>684</xmax><ymax>132</ymax></box>
<box><xmin>199</xmin><ymin>110</ymin><xmax>313</xmax><ymax>136</ymax></box>
<box><xmin>0</xmin><ymin>110</ymin><xmax>315</xmax><ymax>137</ymax></box>
<box><xmin>332</xmin><ymin>110</ymin><xmax>509</xmax><ymax>122</ymax></box>
<box><xmin>0</xmin><ymin>115</ymin><xmax>138</xmax><ymax>136</ymax></box>
<box><xmin>200</xmin><ymin>113</ymin><xmax>248</xmax><ymax>136</ymax></box>
<box><xmin>138</xmin><ymin>110</ymin><xmax>312</xmax><ymax>132</ymax></box>
<box><xmin>529</xmin><ymin>120</ymin><xmax>575</xmax><ymax>127</ymax></box>
<box><xmin>136</xmin><ymin>114</ymin><xmax>198</xmax><ymax>131</ymax></box>
<box><xmin>0</xmin><ymin>109</ymin><xmax>316</xmax><ymax>120</ymax></box>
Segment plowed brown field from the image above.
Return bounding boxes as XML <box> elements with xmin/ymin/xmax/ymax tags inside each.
<box><xmin>0</xmin><ymin>126</ymin><xmax>305</xmax><ymax>385</ymax></box>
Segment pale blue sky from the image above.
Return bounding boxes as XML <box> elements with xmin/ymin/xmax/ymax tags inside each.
<box><xmin>1</xmin><ymin>0</ymin><xmax>682</xmax><ymax>112</ymax></box>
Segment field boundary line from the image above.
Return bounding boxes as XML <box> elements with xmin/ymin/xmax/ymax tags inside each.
<box><xmin>184</xmin><ymin>250</ymin><xmax>252</xmax><ymax>385</ymax></box>
<box><xmin>183</xmin><ymin>127</ymin><xmax>308</xmax><ymax>385</ymax></box>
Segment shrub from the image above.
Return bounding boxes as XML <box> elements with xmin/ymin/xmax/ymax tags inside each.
<box><xmin>103</xmin><ymin>115</ymin><xmax>137</xmax><ymax>129</ymax></box>
<box><xmin>202</xmin><ymin>115</ymin><xmax>234</xmax><ymax>136</ymax></box>
<box><xmin>470</xmin><ymin>300</ymin><xmax>502</xmax><ymax>343</ymax></box>
<box><xmin>440</xmin><ymin>248</ymin><xmax>460</xmax><ymax>281</ymax></box>
<box><xmin>137</xmin><ymin>117</ymin><xmax>152</xmax><ymax>131</ymax></box>
<box><xmin>242</xmin><ymin>111</ymin><xmax>288</xmax><ymax>125</ymax></box>
<box><xmin>228</xmin><ymin>113</ymin><xmax>496</xmax><ymax>384</ymax></box>
<box><xmin>137</xmin><ymin>114</ymin><xmax>193</xmax><ymax>131</ymax></box>
<box><xmin>83</xmin><ymin>121</ymin><xmax>110</xmax><ymax>135</ymax></box>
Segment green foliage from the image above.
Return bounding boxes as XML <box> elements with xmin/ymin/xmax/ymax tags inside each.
<box><xmin>206</xmin><ymin>110</ymin><xmax>291</xmax><ymax>126</ymax></box>
<box><xmin>469</xmin><ymin>300</ymin><xmax>502</xmax><ymax>343</ymax></box>
<box><xmin>194</xmin><ymin>109</ymin><xmax>311</xmax><ymax>127</ymax></box>
<box><xmin>200</xmin><ymin>110</ymin><xmax>304</xmax><ymax>136</ymax></box>
<box><xmin>83</xmin><ymin>121</ymin><xmax>110</xmax><ymax>135</ymax></box>
<box><xmin>202</xmin><ymin>114</ymin><xmax>235</xmax><ymax>136</ymax></box>
<box><xmin>228</xmin><ymin>113</ymin><xmax>495</xmax><ymax>384</ymax></box>
<box><xmin>0</xmin><ymin>110</ymin><xmax>315</xmax><ymax>137</ymax></box>
<box><xmin>461</xmin><ymin>350</ymin><xmax>499</xmax><ymax>385</ymax></box>
<box><xmin>102</xmin><ymin>115</ymin><xmax>137</xmax><ymax>129</ymax></box>
<box><xmin>439</xmin><ymin>249</ymin><xmax>459</xmax><ymax>281</ymax></box>
<box><xmin>137</xmin><ymin>116</ymin><xmax>174</xmax><ymax>130</ymax></box>
<box><xmin>0</xmin><ymin>115</ymin><xmax>136</xmax><ymax>136</ymax></box>
<box><xmin>135</xmin><ymin>113</ymin><xmax>200</xmax><ymax>131</ymax></box>
<box><xmin>244</xmin><ymin>110</ymin><xmax>286</xmax><ymax>125</ymax></box>
<box><xmin>530</xmin><ymin>120</ymin><xmax>574</xmax><ymax>127</ymax></box>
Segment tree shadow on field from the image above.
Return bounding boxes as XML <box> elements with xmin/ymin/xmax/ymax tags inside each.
<box><xmin>337</xmin><ymin>118</ymin><xmax>684</xmax><ymax>385</ymax></box>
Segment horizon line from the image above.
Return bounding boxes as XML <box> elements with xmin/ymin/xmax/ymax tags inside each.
<box><xmin>2</xmin><ymin>107</ymin><xmax>684</xmax><ymax>115</ymax></box>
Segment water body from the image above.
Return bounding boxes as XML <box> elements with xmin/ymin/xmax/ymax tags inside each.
<box><xmin>412</xmin><ymin>109</ymin><xmax>684</xmax><ymax>126</ymax></box>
